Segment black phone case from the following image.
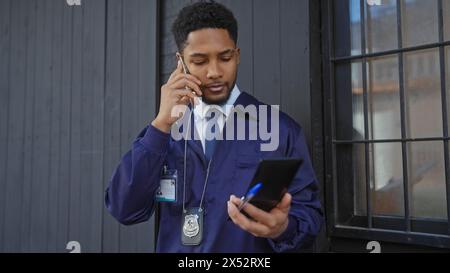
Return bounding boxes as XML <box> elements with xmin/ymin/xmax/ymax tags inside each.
<box><xmin>246</xmin><ymin>158</ymin><xmax>302</xmax><ymax>212</ymax></box>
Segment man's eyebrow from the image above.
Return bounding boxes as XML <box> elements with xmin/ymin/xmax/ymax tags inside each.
<box><xmin>188</xmin><ymin>49</ymin><xmax>235</xmax><ymax>58</ymax></box>
<box><xmin>218</xmin><ymin>49</ymin><xmax>235</xmax><ymax>55</ymax></box>
<box><xmin>189</xmin><ymin>52</ymin><xmax>208</xmax><ymax>58</ymax></box>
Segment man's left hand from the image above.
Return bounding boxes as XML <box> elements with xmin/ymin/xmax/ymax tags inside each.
<box><xmin>227</xmin><ymin>193</ymin><xmax>292</xmax><ymax>239</ymax></box>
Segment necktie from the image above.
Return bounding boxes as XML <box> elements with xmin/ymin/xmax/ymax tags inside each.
<box><xmin>204</xmin><ymin>110</ymin><xmax>219</xmax><ymax>162</ymax></box>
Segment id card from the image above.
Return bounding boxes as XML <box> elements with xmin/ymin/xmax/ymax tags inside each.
<box><xmin>155</xmin><ymin>167</ymin><xmax>177</xmax><ymax>202</ymax></box>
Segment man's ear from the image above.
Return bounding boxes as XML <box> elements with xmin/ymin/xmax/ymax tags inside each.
<box><xmin>236</xmin><ymin>48</ymin><xmax>240</xmax><ymax>65</ymax></box>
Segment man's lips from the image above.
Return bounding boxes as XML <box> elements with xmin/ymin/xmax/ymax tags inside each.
<box><xmin>205</xmin><ymin>83</ymin><xmax>226</xmax><ymax>93</ymax></box>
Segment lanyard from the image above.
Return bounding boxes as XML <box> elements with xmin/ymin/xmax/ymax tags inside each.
<box><xmin>182</xmin><ymin>109</ymin><xmax>212</xmax><ymax>213</ymax></box>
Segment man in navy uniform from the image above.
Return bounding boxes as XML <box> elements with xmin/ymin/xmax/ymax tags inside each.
<box><xmin>105</xmin><ymin>1</ymin><xmax>323</xmax><ymax>253</ymax></box>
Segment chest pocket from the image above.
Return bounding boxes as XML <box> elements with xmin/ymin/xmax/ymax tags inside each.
<box><xmin>231</xmin><ymin>141</ymin><xmax>285</xmax><ymax>197</ymax></box>
<box><xmin>231</xmin><ymin>154</ymin><xmax>262</xmax><ymax>197</ymax></box>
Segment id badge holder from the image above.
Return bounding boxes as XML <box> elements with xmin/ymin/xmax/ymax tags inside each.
<box><xmin>181</xmin><ymin>207</ymin><xmax>203</xmax><ymax>246</ymax></box>
<box><xmin>155</xmin><ymin>165</ymin><xmax>177</xmax><ymax>202</ymax></box>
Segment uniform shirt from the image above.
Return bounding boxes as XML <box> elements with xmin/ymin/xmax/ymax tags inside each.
<box><xmin>105</xmin><ymin>89</ymin><xmax>323</xmax><ymax>253</ymax></box>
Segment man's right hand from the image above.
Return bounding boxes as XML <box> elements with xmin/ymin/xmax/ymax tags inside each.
<box><xmin>151</xmin><ymin>60</ymin><xmax>203</xmax><ymax>133</ymax></box>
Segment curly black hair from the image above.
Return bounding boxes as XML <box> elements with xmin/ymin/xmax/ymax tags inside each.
<box><xmin>171</xmin><ymin>1</ymin><xmax>238</xmax><ymax>51</ymax></box>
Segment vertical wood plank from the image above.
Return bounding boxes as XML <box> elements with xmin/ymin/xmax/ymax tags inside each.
<box><xmin>280</xmin><ymin>0</ymin><xmax>311</xmax><ymax>138</ymax></box>
<box><xmin>78</xmin><ymin>0</ymin><xmax>105</xmax><ymax>253</ymax></box>
<box><xmin>218</xmin><ymin>0</ymin><xmax>254</xmax><ymax>95</ymax></box>
<box><xmin>68</xmin><ymin>0</ymin><xmax>83</xmax><ymax>250</ymax></box>
<box><xmin>29</xmin><ymin>0</ymin><xmax>53</xmax><ymax>252</ymax></box>
<box><xmin>47</xmin><ymin>0</ymin><xmax>64</xmax><ymax>252</ymax></box>
<box><xmin>135</xmin><ymin>0</ymin><xmax>158</xmax><ymax>252</ymax></box>
<box><xmin>0</xmin><ymin>0</ymin><xmax>11</xmax><ymax>252</ymax></box>
<box><xmin>79</xmin><ymin>0</ymin><xmax>94</xmax><ymax>252</ymax></box>
<box><xmin>119</xmin><ymin>0</ymin><xmax>140</xmax><ymax>253</ymax></box>
<box><xmin>20</xmin><ymin>0</ymin><xmax>37</xmax><ymax>253</ymax></box>
<box><xmin>90</xmin><ymin>0</ymin><xmax>106</xmax><ymax>254</ymax></box>
<box><xmin>102</xmin><ymin>0</ymin><xmax>123</xmax><ymax>253</ymax></box>
<box><xmin>3</xmin><ymin>0</ymin><xmax>27</xmax><ymax>252</ymax></box>
<box><xmin>159</xmin><ymin>0</ymin><xmax>190</xmax><ymax>83</ymax></box>
<box><xmin>57</xmin><ymin>1</ymin><xmax>73</xmax><ymax>253</ymax></box>
<box><xmin>253</xmin><ymin>0</ymin><xmax>280</xmax><ymax>105</ymax></box>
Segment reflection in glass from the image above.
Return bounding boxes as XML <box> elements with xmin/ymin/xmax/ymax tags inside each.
<box><xmin>336</xmin><ymin>144</ymin><xmax>368</xmax><ymax>224</ymax></box>
<box><xmin>367</xmin><ymin>55</ymin><xmax>401</xmax><ymax>140</ymax></box>
<box><xmin>404</xmin><ymin>49</ymin><xmax>443</xmax><ymax>138</ymax></box>
<box><xmin>366</xmin><ymin>0</ymin><xmax>398</xmax><ymax>53</ymax></box>
<box><xmin>402</xmin><ymin>0</ymin><xmax>439</xmax><ymax>47</ymax></box>
<box><xmin>334</xmin><ymin>62</ymin><xmax>365</xmax><ymax>141</ymax></box>
<box><xmin>447</xmin><ymin>47</ymin><xmax>450</xmax><ymax>130</ymax></box>
<box><xmin>443</xmin><ymin>0</ymin><xmax>450</xmax><ymax>41</ymax></box>
<box><xmin>445</xmin><ymin>46</ymin><xmax>450</xmax><ymax>130</ymax></box>
<box><xmin>370</xmin><ymin>143</ymin><xmax>404</xmax><ymax>217</ymax></box>
<box><xmin>353</xmin><ymin>144</ymin><xmax>367</xmax><ymax>217</ymax></box>
<box><xmin>337</xmin><ymin>56</ymin><xmax>404</xmax><ymax>141</ymax></box>
<box><xmin>350</xmin><ymin>0</ymin><xmax>362</xmax><ymax>55</ymax></box>
<box><xmin>354</xmin><ymin>142</ymin><xmax>405</xmax><ymax>217</ymax></box>
<box><xmin>334</xmin><ymin>1</ymin><xmax>449</xmax><ymax>224</ymax></box>
<box><xmin>407</xmin><ymin>141</ymin><xmax>447</xmax><ymax>219</ymax></box>
<box><xmin>335</xmin><ymin>0</ymin><xmax>443</xmax><ymax>54</ymax></box>
<box><xmin>352</xmin><ymin>62</ymin><xmax>365</xmax><ymax>140</ymax></box>
<box><xmin>334</xmin><ymin>0</ymin><xmax>362</xmax><ymax>56</ymax></box>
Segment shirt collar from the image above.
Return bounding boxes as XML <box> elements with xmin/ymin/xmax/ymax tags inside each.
<box><xmin>193</xmin><ymin>84</ymin><xmax>241</xmax><ymax>120</ymax></box>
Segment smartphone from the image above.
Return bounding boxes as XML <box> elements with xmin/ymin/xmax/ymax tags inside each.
<box><xmin>178</xmin><ymin>55</ymin><xmax>190</xmax><ymax>75</ymax></box>
<box><xmin>244</xmin><ymin>158</ymin><xmax>302</xmax><ymax>212</ymax></box>
<box><xmin>177</xmin><ymin>54</ymin><xmax>198</xmax><ymax>105</ymax></box>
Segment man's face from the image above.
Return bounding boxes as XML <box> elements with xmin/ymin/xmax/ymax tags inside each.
<box><xmin>181</xmin><ymin>28</ymin><xmax>240</xmax><ymax>105</ymax></box>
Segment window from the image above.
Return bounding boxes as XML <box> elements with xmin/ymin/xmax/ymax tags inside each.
<box><xmin>325</xmin><ymin>0</ymin><xmax>450</xmax><ymax>248</ymax></box>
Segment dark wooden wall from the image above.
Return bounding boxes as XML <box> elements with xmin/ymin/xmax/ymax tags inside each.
<box><xmin>0</xmin><ymin>0</ymin><xmax>158</xmax><ymax>252</ymax></box>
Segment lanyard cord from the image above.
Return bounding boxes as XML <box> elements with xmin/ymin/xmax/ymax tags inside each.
<box><xmin>182</xmin><ymin>107</ymin><xmax>212</xmax><ymax>213</ymax></box>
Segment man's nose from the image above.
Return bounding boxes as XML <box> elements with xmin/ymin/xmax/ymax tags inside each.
<box><xmin>206</xmin><ymin>61</ymin><xmax>223</xmax><ymax>79</ymax></box>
